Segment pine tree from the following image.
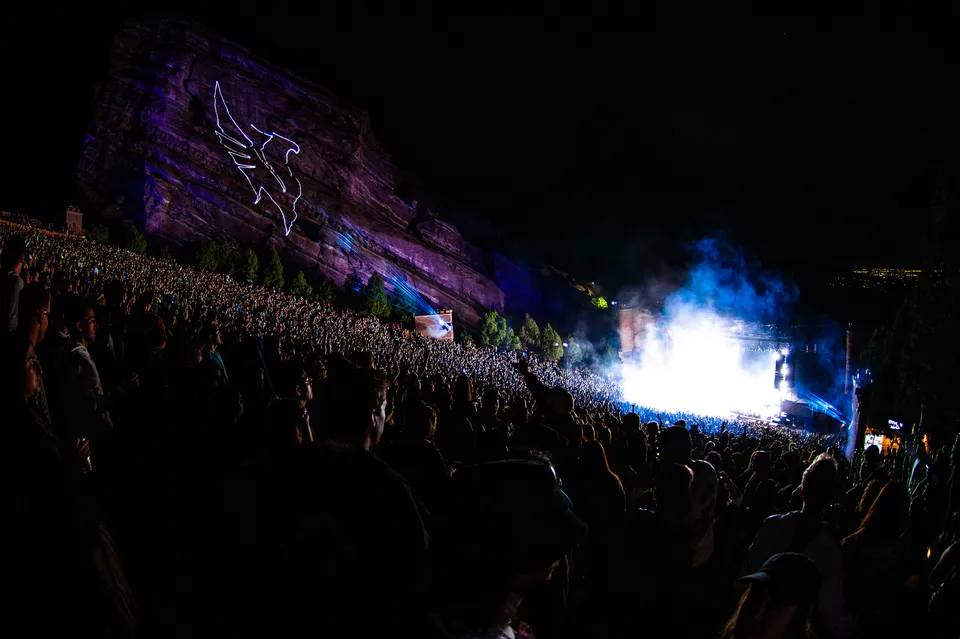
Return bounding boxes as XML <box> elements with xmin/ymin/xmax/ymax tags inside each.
<box><xmin>361</xmin><ymin>272</ymin><xmax>391</xmax><ymax>318</ymax></box>
<box><xmin>501</xmin><ymin>325</ymin><xmax>521</xmax><ymax>352</ymax></box>
<box><xmin>479</xmin><ymin>310</ymin><xmax>506</xmax><ymax>347</ymax></box>
<box><xmin>261</xmin><ymin>248</ymin><xmax>285</xmax><ymax>289</ymax></box>
<box><xmin>389</xmin><ymin>306</ymin><xmax>413</xmax><ymax>324</ymax></box>
<box><xmin>519</xmin><ymin>314</ymin><xmax>541</xmax><ymax>350</ymax></box>
<box><xmin>241</xmin><ymin>248</ymin><xmax>259</xmax><ymax>281</ymax></box>
<box><xmin>316</xmin><ymin>280</ymin><xmax>337</xmax><ymax>306</ymax></box>
<box><xmin>88</xmin><ymin>224</ymin><xmax>110</xmax><ymax>244</ymax></box>
<box><xmin>540</xmin><ymin>323</ymin><xmax>564</xmax><ymax>360</ymax></box>
<box><xmin>288</xmin><ymin>270</ymin><xmax>314</xmax><ymax>299</ymax></box>
<box><xmin>196</xmin><ymin>241</ymin><xmax>220</xmax><ymax>272</ymax></box>
<box><xmin>215</xmin><ymin>243</ymin><xmax>236</xmax><ymax>275</ymax></box>
<box><xmin>125</xmin><ymin>227</ymin><xmax>147</xmax><ymax>255</ymax></box>
<box><xmin>565</xmin><ymin>338</ymin><xmax>584</xmax><ymax>365</ymax></box>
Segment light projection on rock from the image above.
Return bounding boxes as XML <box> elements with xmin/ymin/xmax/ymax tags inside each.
<box><xmin>213</xmin><ymin>81</ymin><xmax>302</xmax><ymax>235</ymax></box>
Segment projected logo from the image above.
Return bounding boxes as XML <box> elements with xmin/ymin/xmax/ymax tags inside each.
<box><xmin>213</xmin><ymin>81</ymin><xmax>302</xmax><ymax>236</ymax></box>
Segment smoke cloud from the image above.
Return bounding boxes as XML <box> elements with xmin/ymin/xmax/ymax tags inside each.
<box><xmin>617</xmin><ymin>238</ymin><xmax>802</xmax><ymax>417</ymax></box>
<box><xmin>674</xmin><ymin>238</ymin><xmax>798</xmax><ymax>323</ymax></box>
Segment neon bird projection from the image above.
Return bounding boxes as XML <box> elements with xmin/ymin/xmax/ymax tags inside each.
<box><xmin>212</xmin><ymin>81</ymin><xmax>302</xmax><ymax>236</ymax></box>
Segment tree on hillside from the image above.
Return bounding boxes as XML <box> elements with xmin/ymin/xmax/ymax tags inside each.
<box><xmin>541</xmin><ymin>323</ymin><xmax>564</xmax><ymax>360</ymax></box>
<box><xmin>217</xmin><ymin>243</ymin><xmax>237</xmax><ymax>276</ymax></box>
<box><xmin>196</xmin><ymin>241</ymin><xmax>221</xmax><ymax>272</ymax></box>
<box><xmin>566</xmin><ymin>338</ymin><xmax>584</xmax><ymax>365</ymax></box>
<box><xmin>316</xmin><ymin>280</ymin><xmax>337</xmax><ymax>306</ymax></box>
<box><xmin>261</xmin><ymin>248</ymin><xmax>285</xmax><ymax>289</ymax></box>
<box><xmin>519</xmin><ymin>314</ymin><xmax>541</xmax><ymax>350</ymax></box>
<box><xmin>384</xmin><ymin>285</ymin><xmax>415</xmax><ymax>323</ymax></box>
<box><xmin>88</xmin><ymin>224</ymin><xmax>110</xmax><ymax>245</ymax></box>
<box><xmin>591</xmin><ymin>296</ymin><xmax>609</xmax><ymax>310</ymax></box>
<box><xmin>361</xmin><ymin>273</ymin><xmax>391</xmax><ymax>318</ymax></box>
<box><xmin>195</xmin><ymin>241</ymin><xmax>236</xmax><ymax>274</ymax></box>
<box><xmin>241</xmin><ymin>248</ymin><xmax>259</xmax><ymax>282</ymax></box>
<box><xmin>501</xmin><ymin>325</ymin><xmax>521</xmax><ymax>352</ymax></box>
<box><xmin>157</xmin><ymin>244</ymin><xmax>173</xmax><ymax>260</ymax></box>
<box><xmin>389</xmin><ymin>305</ymin><xmax>413</xmax><ymax>324</ymax></box>
<box><xmin>479</xmin><ymin>310</ymin><xmax>507</xmax><ymax>348</ymax></box>
<box><xmin>124</xmin><ymin>227</ymin><xmax>147</xmax><ymax>255</ymax></box>
<box><xmin>288</xmin><ymin>270</ymin><xmax>314</xmax><ymax>299</ymax></box>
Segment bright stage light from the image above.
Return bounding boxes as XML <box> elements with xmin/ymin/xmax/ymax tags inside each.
<box><xmin>620</xmin><ymin>307</ymin><xmax>782</xmax><ymax>417</ymax></box>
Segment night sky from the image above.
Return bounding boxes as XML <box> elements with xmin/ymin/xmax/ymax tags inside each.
<box><xmin>3</xmin><ymin>3</ymin><xmax>957</xmax><ymax>292</ymax></box>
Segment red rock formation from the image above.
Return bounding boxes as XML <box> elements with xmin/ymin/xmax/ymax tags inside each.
<box><xmin>77</xmin><ymin>17</ymin><xmax>504</xmax><ymax>324</ymax></box>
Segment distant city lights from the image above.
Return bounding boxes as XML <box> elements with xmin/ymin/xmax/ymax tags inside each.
<box><xmin>829</xmin><ymin>267</ymin><xmax>941</xmax><ymax>290</ymax></box>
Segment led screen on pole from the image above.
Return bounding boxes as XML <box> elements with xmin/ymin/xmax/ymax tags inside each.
<box><xmin>414</xmin><ymin>311</ymin><xmax>454</xmax><ymax>341</ymax></box>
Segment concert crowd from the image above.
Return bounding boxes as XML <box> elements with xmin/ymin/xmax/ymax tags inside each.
<box><xmin>1</xmin><ymin>223</ymin><xmax>957</xmax><ymax>639</ymax></box>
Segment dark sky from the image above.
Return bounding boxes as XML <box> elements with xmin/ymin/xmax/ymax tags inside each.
<box><xmin>3</xmin><ymin>2</ymin><xmax>957</xmax><ymax>290</ymax></box>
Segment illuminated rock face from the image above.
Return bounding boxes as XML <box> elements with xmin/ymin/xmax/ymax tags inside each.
<box><xmin>77</xmin><ymin>17</ymin><xmax>504</xmax><ymax>324</ymax></box>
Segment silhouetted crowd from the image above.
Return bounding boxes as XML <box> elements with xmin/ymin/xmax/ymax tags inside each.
<box><xmin>2</xmin><ymin>224</ymin><xmax>958</xmax><ymax>639</ymax></box>
<box><xmin>1</xmin><ymin>211</ymin><xmax>46</xmax><ymax>228</ymax></box>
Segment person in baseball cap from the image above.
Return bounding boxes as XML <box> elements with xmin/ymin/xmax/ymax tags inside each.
<box><xmin>724</xmin><ymin>552</ymin><xmax>821</xmax><ymax>639</ymax></box>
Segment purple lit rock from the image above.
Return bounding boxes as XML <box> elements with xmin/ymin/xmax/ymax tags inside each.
<box><xmin>77</xmin><ymin>17</ymin><xmax>504</xmax><ymax>324</ymax></box>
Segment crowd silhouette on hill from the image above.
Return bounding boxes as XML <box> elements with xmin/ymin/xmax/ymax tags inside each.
<box><xmin>1</xmin><ymin>223</ymin><xmax>957</xmax><ymax>639</ymax></box>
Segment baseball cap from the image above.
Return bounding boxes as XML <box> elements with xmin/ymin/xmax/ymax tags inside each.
<box><xmin>739</xmin><ymin>553</ymin><xmax>821</xmax><ymax>606</ymax></box>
